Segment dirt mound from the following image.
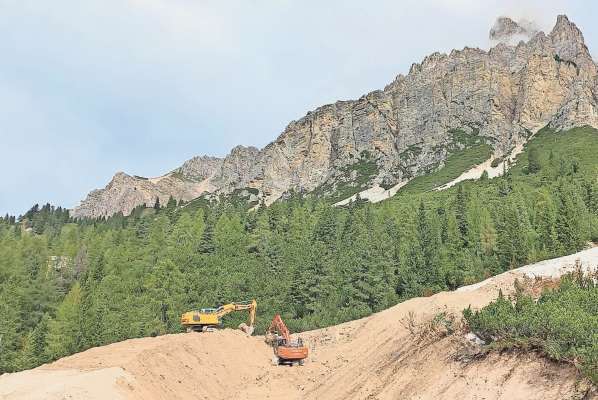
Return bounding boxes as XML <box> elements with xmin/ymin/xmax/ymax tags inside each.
<box><xmin>1</xmin><ymin>248</ymin><xmax>597</xmax><ymax>400</ymax></box>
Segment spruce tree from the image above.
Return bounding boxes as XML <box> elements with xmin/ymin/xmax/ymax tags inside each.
<box><xmin>527</xmin><ymin>147</ymin><xmax>541</xmax><ymax>174</ymax></box>
<box><xmin>534</xmin><ymin>191</ymin><xmax>559</xmax><ymax>257</ymax></box>
<box><xmin>46</xmin><ymin>284</ymin><xmax>82</xmax><ymax>359</ymax></box>
<box><xmin>496</xmin><ymin>195</ymin><xmax>532</xmax><ymax>269</ymax></box>
<box><xmin>555</xmin><ymin>182</ymin><xmax>588</xmax><ymax>252</ymax></box>
<box><xmin>21</xmin><ymin>313</ymin><xmax>50</xmax><ymax>369</ymax></box>
<box><xmin>455</xmin><ymin>185</ymin><xmax>469</xmax><ymax>247</ymax></box>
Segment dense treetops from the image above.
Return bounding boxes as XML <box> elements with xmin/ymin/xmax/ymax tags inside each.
<box><xmin>0</xmin><ymin>126</ymin><xmax>597</xmax><ymax>373</ymax></box>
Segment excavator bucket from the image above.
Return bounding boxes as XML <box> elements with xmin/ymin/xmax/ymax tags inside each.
<box><xmin>238</xmin><ymin>323</ymin><xmax>254</xmax><ymax>335</ymax></box>
<box><xmin>264</xmin><ymin>332</ymin><xmax>277</xmax><ymax>345</ymax></box>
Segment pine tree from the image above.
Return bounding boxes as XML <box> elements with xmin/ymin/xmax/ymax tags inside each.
<box><xmin>145</xmin><ymin>260</ymin><xmax>186</xmax><ymax>334</ymax></box>
<box><xmin>417</xmin><ymin>201</ymin><xmax>441</xmax><ymax>289</ymax></box>
<box><xmin>478</xmin><ymin>207</ymin><xmax>497</xmax><ymax>256</ymax></box>
<box><xmin>534</xmin><ymin>191</ymin><xmax>559</xmax><ymax>257</ymax></box>
<box><xmin>21</xmin><ymin>313</ymin><xmax>50</xmax><ymax>369</ymax></box>
<box><xmin>312</xmin><ymin>205</ymin><xmax>338</xmax><ymax>251</ymax></box>
<box><xmin>46</xmin><ymin>284</ymin><xmax>82</xmax><ymax>359</ymax></box>
<box><xmin>555</xmin><ymin>182</ymin><xmax>588</xmax><ymax>252</ymax></box>
<box><xmin>340</xmin><ymin>207</ymin><xmax>385</xmax><ymax>316</ymax></box>
<box><xmin>291</xmin><ymin>206</ymin><xmax>339</xmax><ymax>320</ymax></box>
<box><xmin>213</xmin><ymin>213</ymin><xmax>247</xmax><ymax>257</ymax></box>
<box><xmin>0</xmin><ymin>280</ymin><xmax>22</xmax><ymax>373</ymax></box>
<box><xmin>496</xmin><ymin>195</ymin><xmax>532</xmax><ymax>269</ymax></box>
<box><xmin>397</xmin><ymin>201</ymin><xmax>442</xmax><ymax>297</ymax></box>
<box><xmin>455</xmin><ymin>185</ymin><xmax>469</xmax><ymax>246</ymax></box>
<box><xmin>527</xmin><ymin>147</ymin><xmax>541</xmax><ymax>174</ymax></box>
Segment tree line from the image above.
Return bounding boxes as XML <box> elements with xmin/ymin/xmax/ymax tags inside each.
<box><xmin>0</xmin><ymin>128</ymin><xmax>597</xmax><ymax>373</ymax></box>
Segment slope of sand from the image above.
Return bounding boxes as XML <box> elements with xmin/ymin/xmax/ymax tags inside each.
<box><xmin>1</xmin><ymin>248</ymin><xmax>596</xmax><ymax>400</ymax></box>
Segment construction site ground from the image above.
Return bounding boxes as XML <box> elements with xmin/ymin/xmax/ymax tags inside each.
<box><xmin>1</xmin><ymin>248</ymin><xmax>597</xmax><ymax>400</ymax></box>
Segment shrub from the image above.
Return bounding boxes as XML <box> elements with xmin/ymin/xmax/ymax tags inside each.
<box><xmin>464</xmin><ymin>268</ymin><xmax>598</xmax><ymax>384</ymax></box>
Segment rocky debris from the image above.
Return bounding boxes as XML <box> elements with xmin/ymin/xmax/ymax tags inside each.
<box><xmin>47</xmin><ymin>255</ymin><xmax>71</xmax><ymax>271</ymax></box>
<box><xmin>73</xmin><ymin>15</ymin><xmax>598</xmax><ymax>218</ymax></box>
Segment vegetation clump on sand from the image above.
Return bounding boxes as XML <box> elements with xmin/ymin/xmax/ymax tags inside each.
<box><xmin>465</xmin><ymin>268</ymin><xmax>598</xmax><ymax>385</ymax></box>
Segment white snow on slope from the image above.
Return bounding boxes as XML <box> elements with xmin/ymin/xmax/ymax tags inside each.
<box><xmin>333</xmin><ymin>180</ymin><xmax>410</xmax><ymax>206</ymax></box>
<box><xmin>435</xmin><ymin>142</ymin><xmax>526</xmax><ymax>191</ymax></box>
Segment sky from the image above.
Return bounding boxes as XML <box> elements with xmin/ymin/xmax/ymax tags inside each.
<box><xmin>1</xmin><ymin>0</ymin><xmax>596</xmax><ymax>216</ymax></box>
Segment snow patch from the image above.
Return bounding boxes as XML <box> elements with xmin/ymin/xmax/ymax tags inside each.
<box><xmin>333</xmin><ymin>180</ymin><xmax>410</xmax><ymax>206</ymax></box>
<box><xmin>435</xmin><ymin>141</ymin><xmax>526</xmax><ymax>191</ymax></box>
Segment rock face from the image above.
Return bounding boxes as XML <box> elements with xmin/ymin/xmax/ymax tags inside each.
<box><xmin>72</xmin><ymin>15</ymin><xmax>598</xmax><ymax>218</ymax></box>
<box><xmin>173</xmin><ymin>156</ymin><xmax>223</xmax><ymax>182</ymax></box>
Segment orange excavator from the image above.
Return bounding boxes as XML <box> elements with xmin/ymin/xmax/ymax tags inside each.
<box><xmin>265</xmin><ymin>314</ymin><xmax>308</xmax><ymax>366</ymax></box>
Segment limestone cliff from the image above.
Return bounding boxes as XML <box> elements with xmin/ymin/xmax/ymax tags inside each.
<box><xmin>72</xmin><ymin>15</ymin><xmax>598</xmax><ymax>218</ymax></box>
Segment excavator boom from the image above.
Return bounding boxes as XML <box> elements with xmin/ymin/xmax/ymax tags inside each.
<box><xmin>268</xmin><ymin>314</ymin><xmax>290</xmax><ymax>342</ymax></box>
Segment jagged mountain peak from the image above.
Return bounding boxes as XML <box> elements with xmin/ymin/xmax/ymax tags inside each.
<box><xmin>551</xmin><ymin>14</ymin><xmax>578</xmax><ymax>37</ymax></box>
<box><xmin>72</xmin><ymin>15</ymin><xmax>598</xmax><ymax>218</ymax></box>
<box><xmin>550</xmin><ymin>14</ymin><xmax>591</xmax><ymax>61</ymax></box>
<box><xmin>490</xmin><ymin>16</ymin><xmax>539</xmax><ymax>46</ymax></box>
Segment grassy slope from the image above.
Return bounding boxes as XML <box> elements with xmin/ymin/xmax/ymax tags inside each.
<box><xmin>312</xmin><ymin>155</ymin><xmax>379</xmax><ymax>204</ymax></box>
<box><xmin>510</xmin><ymin>126</ymin><xmax>598</xmax><ymax>177</ymax></box>
<box><xmin>314</xmin><ymin>130</ymin><xmax>492</xmax><ymax>203</ymax></box>
<box><xmin>396</xmin><ymin>143</ymin><xmax>492</xmax><ymax>196</ymax></box>
<box><xmin>396</xmin><ymin>125</ymin><xmax>598</xmax><ymax>198</ymax></box>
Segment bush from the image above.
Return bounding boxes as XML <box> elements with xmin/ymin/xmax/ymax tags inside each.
<box><xmin>490</xmin><ymin>157</ymin><xmax>503</xmax><ymax>168</ymax></box>
<box><xmin>464</xmin><ymin>268</ymin><xmax>598</xmax><ymax>384</ymax></box>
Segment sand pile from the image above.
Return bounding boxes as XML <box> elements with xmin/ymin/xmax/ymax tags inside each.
<box><xmin>1</xmin><ymin>248</ymin><xmax>596</xmax><ymax>400</ymax></box>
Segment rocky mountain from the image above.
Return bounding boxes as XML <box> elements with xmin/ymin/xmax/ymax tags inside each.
<box><xmin>72</xmin><ymin>15</ymin><xmax>598</xmax><ymax>218</ymax></box>
<box><xmin>489</xmin><ymin>16</ymin><xmax>539</xmax><ymax>45</ymax></box>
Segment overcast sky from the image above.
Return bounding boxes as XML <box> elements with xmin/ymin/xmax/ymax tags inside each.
<box><xmin>1</xmin><ymin>0</ymin><xmax>596</xmax><ymax>216</ymax></box>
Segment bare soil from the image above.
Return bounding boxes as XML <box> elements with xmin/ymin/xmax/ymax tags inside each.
<box><xmin>1</xmin><ymin>248</ymin><xmax>597</xmax><ymax>400</ymax></box>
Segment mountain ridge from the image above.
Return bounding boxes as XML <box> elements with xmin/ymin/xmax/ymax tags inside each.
<box><xmin>72</xmin><ymin>15</ymin><xmax>598</xmax><ymax>218</ymax></box>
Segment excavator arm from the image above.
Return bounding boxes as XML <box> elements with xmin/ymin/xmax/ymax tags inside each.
<box><xmin>216</xmin><ymin>299</ymin><xmax>257</xmax><ymax>335</ymax></box>
<box><xmin>267</xmin><ymin>314</ymin><xmax>290</xmax><ymax>342</ymax></box>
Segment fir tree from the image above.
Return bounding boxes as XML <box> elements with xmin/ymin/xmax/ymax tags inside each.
<box><xmin>455</xmin><ymin>185</ymin><xmax>469</xmax><ymax>247</ymax></box>
<box><xmin>46</xmin><ymin>284</ymin><xmax>82</xmax><ymax>359</ymax></box>
<box><xmin>527</xmin><ymin>147</ymin><xmax>541</xmax><ymax>174</ymax></box>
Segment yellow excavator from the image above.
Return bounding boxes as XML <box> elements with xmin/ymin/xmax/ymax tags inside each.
<box><xmin>180</xmin><ymin>299</ymin><xmax>257</xmax><ymax>335</ymax></box>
